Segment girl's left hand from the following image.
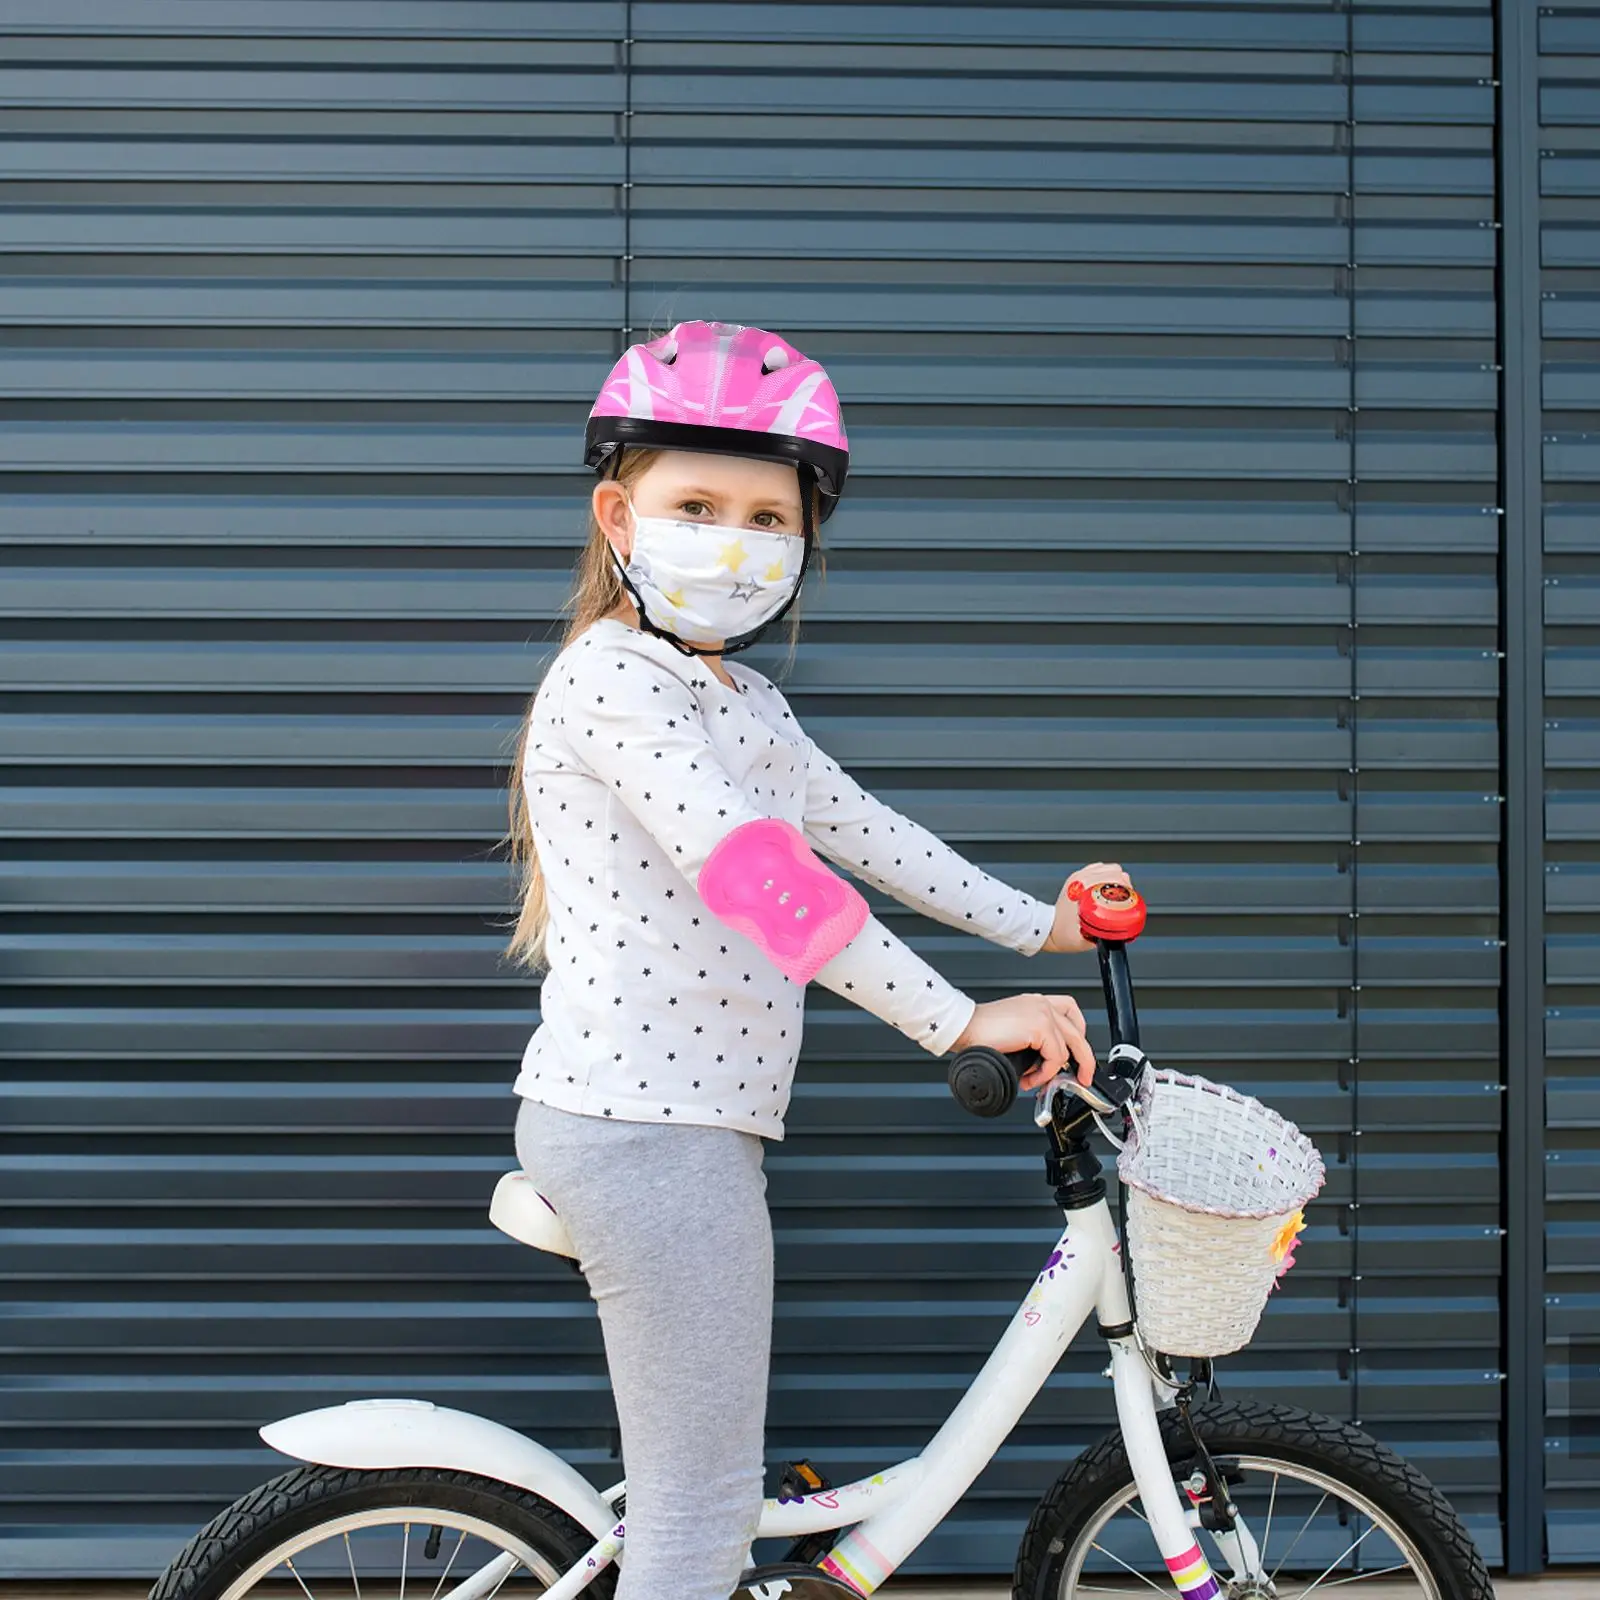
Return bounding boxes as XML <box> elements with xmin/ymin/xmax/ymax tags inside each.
<box><xmin>1040</xmin><ymin>861</ymin><xmax>1133</xmax><ymax>954</ymax></box>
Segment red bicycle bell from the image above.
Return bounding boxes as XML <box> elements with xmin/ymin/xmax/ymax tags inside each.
<box><xmin>1068</xmin><ymin>878</ymin><xmax>1147</xmax><ymax>943</ymax></box>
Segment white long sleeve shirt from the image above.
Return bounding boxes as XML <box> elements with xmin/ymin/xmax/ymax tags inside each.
<box><xmin>514</xmin><ymin>617</ymin><xmax>1054</xmax><ymax>1138</ymax></box>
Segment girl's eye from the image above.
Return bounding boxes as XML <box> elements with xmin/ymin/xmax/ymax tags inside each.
<box><xmin>751</xmin><ymin>511</ymin><xmax>781</xmax><ymax>528</ymax></box>
<box><xmin>678</xmin><ymin>500</ymin><xmax>710</xmax><ymax>518</ymax></box>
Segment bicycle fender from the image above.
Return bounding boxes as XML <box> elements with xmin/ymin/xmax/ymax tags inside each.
<box><xmin>260</xmin><ymin>1399</ymin><xmax>615</xmax><ymax>1539</ymax></box>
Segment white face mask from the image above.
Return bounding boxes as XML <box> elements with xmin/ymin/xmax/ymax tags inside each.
<box><xmin>613</xmin><ymin>510</ymin><xmax>805</xmax><ymax>646</ymax></box>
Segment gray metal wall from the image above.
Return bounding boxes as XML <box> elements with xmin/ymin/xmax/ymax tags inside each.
<box><xmin>1539</xmin><ymin>0</ymin><xmax>1600</xmax><ymax>1566</ymax></box>
<box><xmin>0</xmin><ymin>0</ymin><xmax>1575</xmax><ymax>1578</ymax></box>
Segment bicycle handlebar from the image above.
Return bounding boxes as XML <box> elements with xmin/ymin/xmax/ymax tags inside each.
<box><xmin>946</xmin><ymin>935</ymin><xmax>1145</xmax><ymax>1120</ymax></box>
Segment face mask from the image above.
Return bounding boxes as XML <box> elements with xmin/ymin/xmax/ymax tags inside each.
<box><xmin>613</xmin><ymin>508</ymin><xmax>806</xmax><ymax>646</ymax></box>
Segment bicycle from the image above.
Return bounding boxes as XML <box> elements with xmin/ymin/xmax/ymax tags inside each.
<box><xmin>149</xmin><ymin>887</ymin><xmax>1494</xmax><ymax>1600</ymax></box>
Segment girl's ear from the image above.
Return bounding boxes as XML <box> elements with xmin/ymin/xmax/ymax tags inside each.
<box><xmin>592</xmin><ymin>478</ymin><xmax>633</xmax><ymax>560</ymax></box>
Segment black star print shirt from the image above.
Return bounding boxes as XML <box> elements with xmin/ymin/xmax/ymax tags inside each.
<box><xmin>514</xmin><ymin>618</ymin><xmax>1053</xmax><ymax>1139</ymax></box>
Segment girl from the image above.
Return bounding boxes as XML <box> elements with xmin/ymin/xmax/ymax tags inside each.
<box><xmin>505</xmin><ymin>321</ymin><xmax>1131</xmax><ymax>1600</ymax></box>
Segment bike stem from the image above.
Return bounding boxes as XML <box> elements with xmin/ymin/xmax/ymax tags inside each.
<box><xmin>1096</xmin><ymin>939</ymin><xmax>1140</xmax><ymax>1050</ymax></box>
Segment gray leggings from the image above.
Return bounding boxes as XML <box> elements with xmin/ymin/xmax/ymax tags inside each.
<box><xmin>514</xmin><ymin>1096</ymin><xmax>774</xmax><ymax>1600</ymax></box>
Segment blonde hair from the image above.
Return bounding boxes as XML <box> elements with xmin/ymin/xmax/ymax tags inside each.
<box><xmin>503</xmin><ymin>448</ymin><xmax>824</xmax><ymax>971</ymax></box>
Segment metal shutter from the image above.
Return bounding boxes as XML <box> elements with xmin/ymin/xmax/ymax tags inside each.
<box><xmin>1343</xmin><ymin>0</ymin><xmax>1504</xmax><ymax>1563</ymax></box>
<box><xmin>625</xmin><ymin>0</ymin><xmax>1505</xmax><ymax>1569</ymax></box>
<box><xmin>1539</xmin><ymin>0</ymin><xmax>1600</xmax><ymax>1566</ymax></box>
<box><xmin>0</xmin><ymin>0</ymin><xmax>1509</xmax><ymax>1578</ymax></box>
<box><xmin>0</xmin><ymin>0</ymin><xmax>632</xmax><ymax>1577</ymax></box>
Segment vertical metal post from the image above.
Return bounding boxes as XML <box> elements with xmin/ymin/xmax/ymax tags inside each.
<box><xmin>1339</xmin><ymin>0</ymin><xmax>1364</xmax><ymax>1435</ymax></box>
<box><xmin>1495</xmin><ymin>0</ymin><xmax>1546</xmax><ymax>1574</ymax></box>
<box><xmin>620</xmin><ymin>4</ymin><xmax>634</xmax><ymax>344</ymax></box>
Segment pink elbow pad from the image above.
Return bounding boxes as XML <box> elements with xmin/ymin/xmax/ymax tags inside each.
<box><xmin>697</xmin><ymin>818</ymin><xmax>869</xmax><ymax>986</ymax></box>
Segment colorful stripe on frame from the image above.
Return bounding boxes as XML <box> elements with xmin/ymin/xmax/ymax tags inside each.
<box><xmin>1164</xmin><ymin>1541</ymin><xmax>1221</xmax><ymax>1599</ymax></box>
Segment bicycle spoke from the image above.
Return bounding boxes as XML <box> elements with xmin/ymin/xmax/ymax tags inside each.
<box><xmin>400</xmin><ymin>1521</ymin><xmax>409</xmax><ymax>1600</ymax></box>
<box><xmin>429</xmin><ymin>1529</ymin><xmax>470</xmax><ymax>1600</ymax></box>
<box><xmin>283</xmin><ymin>1556</ymin><xmax>319</xmax><ymax>1600</ymax></box>
<box><xmin>482</xmin><ymin>1557</ymin><xmax>524</xmax><ymax>1600</ymax></box>
<box><xmin>1060</xmin><ymin>1449</ymin><xmax>1459</xmax><ymax>1600</ymax></box>
<box><xmin>343</xmin><ymin>1531</ymin><xmax>362</xmax><ymax>1599</ymax></box>
<box><xmin>1293</xmin><ymin>1523</ymin><xmax>1379</xmax><ymax>1599</ymax></box>
<box><xmin>1262</xmin><ymin>1470</ymin><xmax>1280</xmax><ymax>1567</ymax></box>
<box><xmin>1269</xmin><ymin>1490</ymin><xmax>1329</xmax><ymax>1583</ymax></box>
<box><xmin>1088</xmin><ymin>1540</ymin><xmax>1168</xmax><ymax>1595</ymax></box>
<box><xmin>441</xmin><ymin>1553</ymin><xmax>522</xmax><ymax>1600</ymax></box>
<box><xmin>1308</xmin><ymin>1564</ymin><xmax>1413</xmax><ymax>1591</ymax></box>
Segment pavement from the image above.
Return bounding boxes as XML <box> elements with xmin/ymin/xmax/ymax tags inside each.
<box><xmin>876</xmin><ymin>1583</ymin><xmax>1580</xmax><ymax>1598</ymax></box>
<box><xmin>2</xmin><ymin>1579</ymin><xmax>1595</xmax><ymax>1597</ymax></box>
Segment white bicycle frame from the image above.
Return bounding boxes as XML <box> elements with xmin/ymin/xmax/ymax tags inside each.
<box><xmin>519</xmin><ymin>1192</ymin><xmax>1221</xmax><ymax>1600</ymax></box>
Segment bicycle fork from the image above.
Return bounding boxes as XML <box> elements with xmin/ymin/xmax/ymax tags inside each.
<box><xmin>1099</xmin><ymin>1265</ymin><xmax>1234</xmax><ymax>1598</ymax></box>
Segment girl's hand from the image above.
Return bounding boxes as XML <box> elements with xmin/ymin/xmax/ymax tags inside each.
<box><xmin>949</xmin><ymin>993</ymin><xmax>1095</xmax><ymax>1090</ymax></box>
<box><xmin>1041</xmin><ymin>861</ymin><xmax>1134</xmax><ymax>955</ymax></box>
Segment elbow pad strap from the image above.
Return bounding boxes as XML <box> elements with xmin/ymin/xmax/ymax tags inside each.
<box><xmin>698</xmin><ymin>818</ymin><xmax>868</xmax><ymax>986</ymax></box>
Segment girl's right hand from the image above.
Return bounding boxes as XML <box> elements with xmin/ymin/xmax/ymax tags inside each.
<box><xmin>949</xmin><ymin>994</ymin><xmax>1096</xmax><ymax>1091</ymax></box>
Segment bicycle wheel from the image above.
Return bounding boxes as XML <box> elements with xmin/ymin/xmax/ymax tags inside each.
<box><xmin>1013</xmin><ymin>1398</ymin><xmax>1492</xmax><ymax>1599</ymax></box>
<box><xmin>148</xmin><ymin>1463</ymin><xmax>616</xmax><ymax>1600</ymax></box>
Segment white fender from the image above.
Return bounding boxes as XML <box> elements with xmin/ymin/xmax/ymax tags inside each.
<box><xmin>260</xmin><ymin>1399</ymin><xmax>615</xmax><ymax>1540</ymax></box>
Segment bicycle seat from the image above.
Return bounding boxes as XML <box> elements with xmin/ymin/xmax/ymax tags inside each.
<box><xmin>489</xmin><ymin>1172</ymin><xmax>578</xmax><ymax>1259</ymax></box>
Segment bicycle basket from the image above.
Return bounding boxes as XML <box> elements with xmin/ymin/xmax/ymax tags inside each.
<box><xmin>1116</xmin><ymin>1070</ymin><xmax>1326</xmax><ymax>1358</ymax></box>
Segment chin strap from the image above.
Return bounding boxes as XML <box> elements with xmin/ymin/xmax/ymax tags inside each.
<box><xmin>605</xmin><ymin>454</ymin><xmax>817</xmax><ymax>660</ymax></box>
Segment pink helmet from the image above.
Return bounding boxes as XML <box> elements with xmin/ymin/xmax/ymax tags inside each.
<box><xmin>585</xmin><ymin>320</ymin><xmax>850</xmax><ymax>521</ymax></box>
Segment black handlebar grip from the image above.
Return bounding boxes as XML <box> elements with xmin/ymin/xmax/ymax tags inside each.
<box><xmin>947</xmin><ymin>1045</ymin><xmax>1040</xmax><ymax>1118</ymax></box>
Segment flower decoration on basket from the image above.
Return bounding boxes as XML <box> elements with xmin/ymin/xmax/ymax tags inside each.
<box><xmin>1269</xmin><ymin>1207</ymin><xmax>1307</xmax><ymax>1289</ymax></box>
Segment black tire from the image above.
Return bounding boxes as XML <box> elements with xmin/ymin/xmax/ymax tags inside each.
<box><xmin>1013</xmin><ymin>1398</ymin><xmax>1492</xmax><ymax>1600</ymax></box>
<box><xmin>148</xmin><ymin>1463</ymin><xmax>616</xmax><ymax>1600</ymax></box>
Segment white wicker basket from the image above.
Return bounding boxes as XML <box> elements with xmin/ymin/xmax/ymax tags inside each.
<box><xmin>1116</xmin><ymin>1070</ymin><xmax>1326</xmax><ymax>1358</ymax></box>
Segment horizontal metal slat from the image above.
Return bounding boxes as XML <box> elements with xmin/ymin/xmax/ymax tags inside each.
<box><xmin>0</xmin><ymin>498</ymin><xmax>1497</xmax><ymax>555</ymax></box>
<box><xmin>0</xmin><ymin>782</ymin><xmax>1369</xmax><ymax>842</ymax></box>
<box><xmin>628</xmin><ymin>72</ymin><xmax>1348</xmax><ymax>124</ymax></box>
<box><xmin>0</xmin><ymin>60</ymin><xmax>625</xmax><ymax>112</ymax></box>
<box><xmin>0</xmin><ymin>277</ymin><xmax>625</xmax><ymax>326</ymax></box>
<box><xmin>1546</xmin><ymin>575</ymin><xmax>1600</xmax><ymax>624</ymax></box>
<box><xmin>0</xmin><ymin>347</ymin><xmax>1498</xmax><ymax>412</ymax></box>
<box><xmin>5</xmin><ymin>856</ymin><xmax>1492</xmax><ymax>918</ymax></box>
<box><xmin>626</xmin><ymin>275</ymin><xmax>1496</xmax><ymax>337</ymax></box>
<box><xmin>0</xmin><ymin>1</ymin><xmax>628</xmax><ymax>36</ymax></box>
<box><xmin>0</xmin><ymin>710</ymin><xmax>1500</xmax><ymax>772</ymax></box>
<box><xmin>1547</xmin><ymin>862</ymin><xmax>1600</xmax><ymax>912</ymax></box>
<box><xmin>0</xmin><ymin>637</ymin><xmax>1500</xmax><ymax>695</ymax></box>
<box><xmin>0</xmin><ymin>567</ymin><xmax>1368</xmax><ymax>624</ymax></box>
<box><xmin>0</xmin><ymin>639</ymin><xmax>1360</xmax><ymax>694</ymax></box>
<box><xmin>1545</xmin><ymin>1005</ymin><xmax>1600</xmax><ymax>1054</ymax></box>
<box><xmin>0</xmin><ymin>210</ymin><xmax>627</xmax><ymax>256</ymax></box>
<box><xmin>629</xmin><ymin>208</ymin><xmax>1496</xmax><ymax>269</ymax></box>
<box><xmin>1545</xmin><ymin>508</ymin><xmax>1600</xmax><ymax>552</ymax></box>
<box><xmin>0</xmin><ymin>419</ymin><xmax>1494</xmax><ymax>479</ymax></box>
<box><xmin>0</xmin><ymin>930</ymin><xmax>1481</xmax><ymax>991</ymax></box>
<box><xmin>0</xmin><ymin>1002</ymin><xmax>1366</xmax><ymax>1064</ymax></box>
<box><xmin>5</xmin><ymin>134</ymin><xmax>625</xmax><ymax>183</ymax></box>
<box><xmin>634</xmin><ymin>4</ymin><xmax>1353</xmax><ymax>51</ymax></box>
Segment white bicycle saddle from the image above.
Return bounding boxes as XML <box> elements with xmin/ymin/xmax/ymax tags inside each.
<box><xmin>489</xmin><ymin>1172</ymin><xmax>577</xmax><ymax>1259</ymax></box>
